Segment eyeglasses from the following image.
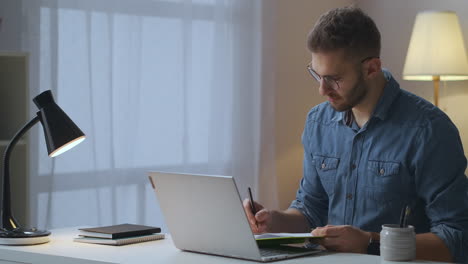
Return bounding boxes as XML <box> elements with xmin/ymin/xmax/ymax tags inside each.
<box><xmin>306</xmin><ymin>56</ymin><xmax>379</xmax><ymax>91</ymax></box>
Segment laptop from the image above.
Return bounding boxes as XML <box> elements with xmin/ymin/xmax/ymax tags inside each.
<box><xmin>148</xmin><ymin>171</ymin><xmax>323</xmax><ymax>262</ymax></box>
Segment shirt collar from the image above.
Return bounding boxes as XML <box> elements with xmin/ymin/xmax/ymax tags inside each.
<box><xmin>372</xmin><ymin>69</ymin><xmax>401</xmax><ymax>121</ymax></box>
<box><xmin>330</xmin><ymin>69</ymin><xmax>400</xmax><ymax>124</ymax></box>
<box><xmin>331</xmin><ymin>112</ymin><xmax>344</xmax><ymax>122</ymax></box>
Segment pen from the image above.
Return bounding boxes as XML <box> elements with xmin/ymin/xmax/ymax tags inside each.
<box><xmin>399</xmin><ymin>205</ymin><xmax>410</xmax><ymax>227</ymax></box>
<box><xmin>399</xmin><ymin>206</ymin><xmax>406</xmax><ymax>227</ymax></box>
<box><xmin>402</xmin><ymin>206</ymin><xmax>411</xmax><ymax>227</ymax></box>
<box><xmin>248</xmin><ymin>187</ymin><xmax>258</xmax><ymax>228</ymax></box>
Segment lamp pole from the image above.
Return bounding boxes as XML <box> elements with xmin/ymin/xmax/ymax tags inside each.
<box><xmin>433</xmin><ymin>75</ymin><xmax>440</xmax><ymax>107</ymax></box>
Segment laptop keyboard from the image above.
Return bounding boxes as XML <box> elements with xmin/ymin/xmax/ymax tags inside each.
<box><xmin>260</xmin><ymin>248</ymin><xmax>286</xmax><ymax>257</ymax></box>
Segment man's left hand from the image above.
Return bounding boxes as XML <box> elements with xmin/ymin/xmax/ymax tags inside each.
<box><xmin>311</xmin><ymin>225</ymin><xmax>371</xmax><ymax>254</ymax></box>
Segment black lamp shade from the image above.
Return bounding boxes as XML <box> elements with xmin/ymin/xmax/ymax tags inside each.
<box><xmin>33</xmin><ymin>90</ymin><xmax>85</xmax><ymax>157</ymax></box>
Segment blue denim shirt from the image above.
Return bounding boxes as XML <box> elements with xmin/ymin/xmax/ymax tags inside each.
<box><xmin>290</xmin><ymin>70</ymin><xmax>468</xmax><ymax>262</ymax></box>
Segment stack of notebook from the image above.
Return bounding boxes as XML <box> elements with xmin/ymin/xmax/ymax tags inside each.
<box><xmin>73</xmin><ymin>223</ymin><xmax>164</xmax><ymax>246</ymax></box>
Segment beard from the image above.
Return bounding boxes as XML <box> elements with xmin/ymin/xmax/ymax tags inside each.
<box><xmin>329</xmin><ymin>71</ymin><xmax>368</xmax><ymax>112</ymax></box>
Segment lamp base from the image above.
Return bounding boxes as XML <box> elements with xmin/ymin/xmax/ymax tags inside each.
<box><xmin>0</xmin><ymin>227</ymin><xmax>50</xmax><ymax>245</ymax></box>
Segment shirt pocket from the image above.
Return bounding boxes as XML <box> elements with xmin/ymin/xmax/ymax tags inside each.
<box><xmin>365</xmin><ymin>160</ymin><xmax>402</xmax><ymax>203</ymax></box>
<box><xmin>313</xmin><ymin>155</ymin><xmax>340</xmax><ymax>196</ymax></box>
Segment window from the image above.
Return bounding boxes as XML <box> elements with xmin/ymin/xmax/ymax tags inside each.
<box><xmin>27</xmin><ymin>0</ymin><xmax>260</xmax><ymax>229</ymax></box>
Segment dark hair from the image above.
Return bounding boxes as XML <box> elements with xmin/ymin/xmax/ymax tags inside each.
<box><xmin>307</xmin><ymin>6</ymin><xmax>381</xmax><ymax>59</ymax></box>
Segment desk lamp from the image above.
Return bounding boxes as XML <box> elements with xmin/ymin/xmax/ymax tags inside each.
<box><xmin>0</xmin><ymin>90</ymin><xmax>85</xmax><ymax>245</ymax></box>
<box><xmin>403</xmin><ymin>11</ymin><xmax>468</xmax><ymax>107</ymax></box>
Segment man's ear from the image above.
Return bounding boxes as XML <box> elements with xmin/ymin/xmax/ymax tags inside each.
<box><xmin>363</xmin><ymin>58</ymin><xmax>381</xmax><ymax>80</ymax></box>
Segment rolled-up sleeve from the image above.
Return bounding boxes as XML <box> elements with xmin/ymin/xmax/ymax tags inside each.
<box><xmin>289</xmin><ymin>112</ymin><xmax>329</xmax><ymax>228</ymax></box>
<box><xmin>414</xmin><ymin>116</ymin><xmax>468</xmax><ymax>263</ymax></box>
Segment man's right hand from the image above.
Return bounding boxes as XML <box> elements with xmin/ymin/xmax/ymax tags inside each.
<box><xmin>242</xmin><ymin>198</ymin><xmax>273</xmax><ymax>233</ymax></box>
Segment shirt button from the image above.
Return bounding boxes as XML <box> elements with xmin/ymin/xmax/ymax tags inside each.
<box><xmin>346</xmin><ymin>193</ymin><xmax>353</xmax><ymax>200</ymax></box>
<box><xmin>321</xmin><ymin>163</ymin><xmax>326</xmax><ymax>169</ymax></box>
<box><xmin>380</xmin><ymin>168</ymin><xmax>385</xmax><ymax>175</ymax></box>
<box><xmin>351</xmin><ymin>164</ymin><xmax>356</xmax><ymax>169</ymax></box>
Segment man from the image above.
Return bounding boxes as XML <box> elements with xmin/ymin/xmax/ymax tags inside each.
<box><xmin>243</xmin><ymin>6</ymin><xmax>468</xmax><ymax>263</ymax></box>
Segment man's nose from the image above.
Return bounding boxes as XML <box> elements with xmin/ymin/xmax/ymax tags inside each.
<box><xmin>318</xmin><ymin>80</ymin><xmax>331</xmax><ymax>96</ymax></box>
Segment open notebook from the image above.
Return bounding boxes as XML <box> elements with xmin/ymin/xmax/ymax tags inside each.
<box><xmin>255</xmin><ymin>233</ymin><xmax>324</xmax><ymax>247</ymax></box>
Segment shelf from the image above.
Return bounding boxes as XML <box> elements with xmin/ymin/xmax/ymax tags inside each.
<box><xmin>0</xmin><ymin>53</ymin><xmax>29</xmax><ymax>226</ymax></box>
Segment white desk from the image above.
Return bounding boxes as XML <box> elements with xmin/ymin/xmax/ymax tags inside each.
<box><xmin>0</xmin><ymin>228</ymin><xmax>444</xmax><ymax>264</ymax></box>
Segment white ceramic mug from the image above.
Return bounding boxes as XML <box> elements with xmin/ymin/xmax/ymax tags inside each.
<box><xmin>380</xmin><ymin>224</ymin><xmax>416</xmax><ymax>261</ymax></box>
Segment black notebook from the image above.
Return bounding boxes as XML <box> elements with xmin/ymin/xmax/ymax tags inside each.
<box><xmin>79</xmin><ymin>224</ymin><xmax>161</xmax><ymax>239</ymax></box>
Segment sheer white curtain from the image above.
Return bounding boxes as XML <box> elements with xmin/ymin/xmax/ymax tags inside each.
<box><xmin>20</xmin><ymin>0</ymin><xmax>262</xmax><ymax>230</ymax></box>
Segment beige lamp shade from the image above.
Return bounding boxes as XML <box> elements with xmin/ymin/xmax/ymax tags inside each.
<box><xmin>403</xmin><ymin>11</ymin><xmax>468</xmax><ymax>81</ymax></box>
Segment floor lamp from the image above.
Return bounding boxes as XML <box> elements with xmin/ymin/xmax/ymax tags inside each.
<box><xmin>403</xmin><ymin>11</ymin><xmax>468</xmax><ymax>107</ymax></box>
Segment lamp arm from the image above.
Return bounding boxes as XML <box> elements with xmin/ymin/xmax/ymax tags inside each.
<box><xmin>1</xmin><ymin>115</ymin><xmax>40</xmax><ymax>230</ymax></box>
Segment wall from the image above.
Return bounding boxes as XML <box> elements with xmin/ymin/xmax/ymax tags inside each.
<box><xmin>0</xmin><ymin>0</ymin><xmax>23</xmax><ymax>51</ymax></box>
<box><xmin>359</xmin><ymin>0</ymin><xmax>468</xmax><ymax>175</ymax></box>
<box><xmin>260</xmin><ymin>0</ymin><xmax>354</xmax><ymax>210</ymax></box>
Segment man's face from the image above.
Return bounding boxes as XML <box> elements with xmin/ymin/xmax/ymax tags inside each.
<box><xmin>310</xmin><ymin>51</ymin><xmax>368</xmax><ymax>112</ymax></box>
